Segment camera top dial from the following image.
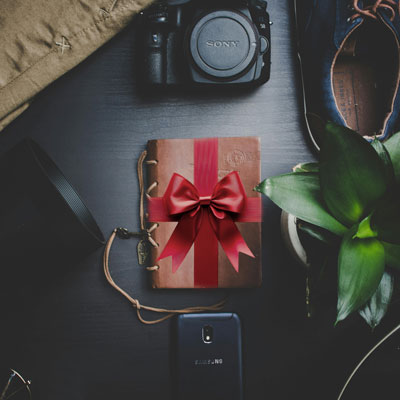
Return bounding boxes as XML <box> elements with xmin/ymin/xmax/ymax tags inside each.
<box><xmin>188</xmin><ymin>10</ymin><xmax>259</xmax><ymax>80</ymax></box>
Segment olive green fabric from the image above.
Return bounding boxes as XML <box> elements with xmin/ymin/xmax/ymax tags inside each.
<box><xmin>0</xmin><ymin>0</ymin><xmax>154</xmax><ymax>131</ymax></box>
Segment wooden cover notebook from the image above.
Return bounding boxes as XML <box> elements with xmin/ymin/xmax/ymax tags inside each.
<box><xmin>146</xmin><ymin>137</ymin><xmax>262</xmax><ymax>289</ymax></box>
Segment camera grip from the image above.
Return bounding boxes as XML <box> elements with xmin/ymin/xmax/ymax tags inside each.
<box><xmin>142</xmin><ymin>31</ymin><xmax>166</xmax><ymax>85</ymax></box>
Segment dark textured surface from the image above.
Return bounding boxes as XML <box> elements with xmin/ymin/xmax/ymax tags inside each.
<box><xmin>1</xmin><ymin>1</ymin><xmax>400</xmax><ymax>399</ymax></box>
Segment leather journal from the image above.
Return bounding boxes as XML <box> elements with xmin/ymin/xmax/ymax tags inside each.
<box><xmin>146</xmin><ymin>137</ymin><xmax>262</xmax><ymax>289</ymax></box>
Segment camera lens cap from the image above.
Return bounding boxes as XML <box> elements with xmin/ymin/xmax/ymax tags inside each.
<box><xmin>189</xmin><ymin>10</ymin><xmax>259</xmax><ymax>80</ymax></box>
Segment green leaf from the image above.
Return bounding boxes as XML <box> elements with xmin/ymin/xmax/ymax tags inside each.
<box><xmin>320</xmin><ymin>122</ymin><xmax>387</xmax><ymax>227</ymax></box>
<box><xmin>371</xmin><ymin>139</ymin><xmax>395</xmax><ymax>184</ymax></box>
<box><xmin>255</xmin><ymin>173</ymin><xmax>347</xmax><ymax>235</ymax></box>
<box><xmin>384</xmin><ymin>131</ymin><xmax>400</xmax><ymax>184</ymax></box>
<box><xmin>354</xmin><ymin>215</ymin><xmax>378</xmax><ymax>240</ymax></box>
<box><xmin>297</xmin><ymin>220</ymin><xmax>338</xmax><ymax>246</ymax></box>
<box><xmin>370</xmin><ymin>194</ymin><xmax>400</xmax><ymax>244</ymax></box>
<box><xmin>336</xmin><ymin>228</ymin><xmax>385</xmax><ymax>324</ymax></box>
<box><xmin>359</xmin><ymin>271</ymin><xmax>394</xmax><ymax>329</ymax></box>
<box><xmin>292</xmin><ymin>162</ymin><xmax>319</xmax><ymax>173</ymax></box>
<box><xmin>383</xmin><ymin>242</ymin><xmax>400</xmax><ymax>269</ymax></box>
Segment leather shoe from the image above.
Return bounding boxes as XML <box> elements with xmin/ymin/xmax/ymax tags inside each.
<box><xmin>295</xmin><ymin>0</ymin><xmax>400</xmax><ymax>149</ymax></box>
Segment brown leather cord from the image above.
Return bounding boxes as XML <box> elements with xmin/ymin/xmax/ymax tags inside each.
<box><xmin>139</xmin><ymin>149</ymin><xmax>160</xmax><ymax>260</ymax></box>
<box><xmin>351</xmin><ymin>0</ymin><xmax>399</xmax><ymax>21</ymax></box>
<box><xmin>103</xmin><ymin>229</ymin><xmax>227</xmax><ymax>324</ymax></box>
<box><xmin>103</xmin><ymin>150</ymin><xmax>227</xmax><ymax>324</ymax></box>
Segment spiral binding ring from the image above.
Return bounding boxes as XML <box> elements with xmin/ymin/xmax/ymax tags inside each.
<box><xmin>146</xmin><ymin>181</ymin><xmax>158</xmax><ymax>196</ymax></box>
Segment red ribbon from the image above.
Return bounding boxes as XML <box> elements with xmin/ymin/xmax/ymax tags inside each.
<box><xmin>157</xmin><ymin>170</ymin><xmax>254</xmax><ymax>273</ymax></box>
<box><xmin>148</xmin><ymin>138</ymin><xmax>261</xmax><ymax>287</ymax></box>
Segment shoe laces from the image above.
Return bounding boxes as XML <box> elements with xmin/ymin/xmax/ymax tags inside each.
<box><xmin>350</xmin><ymin>0</ymin><xmax>399</xmax><ymax>21</ymax></box>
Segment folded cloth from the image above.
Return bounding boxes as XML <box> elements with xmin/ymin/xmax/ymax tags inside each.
<box><xmin>0</xmin><ymin>0</ymin><xmax>153</xmax><ymax>131</ymax></box>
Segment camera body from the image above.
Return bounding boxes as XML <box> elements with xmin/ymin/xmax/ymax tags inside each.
<box><xmin>139</xmin><ymin>0</ymin><xmax>271</xmax><ymax>87</ymax></box>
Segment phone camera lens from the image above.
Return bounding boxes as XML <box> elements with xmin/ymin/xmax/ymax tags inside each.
<box><xmin>202</xmin><ymin>325</ymin><xmax>213</xmax><ymax>343</ymax></box>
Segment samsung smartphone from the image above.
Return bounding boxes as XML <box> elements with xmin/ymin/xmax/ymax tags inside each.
<box><xmin>174</xmin><ymin>313</ymin><xmax>243</xmax><ymax>400</ymax></box>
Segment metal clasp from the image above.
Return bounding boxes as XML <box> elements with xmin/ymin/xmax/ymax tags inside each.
<box><xmin>116</xmin><ymin>227</ymin><xmax>147</xmax><ymax>240</ymax></box>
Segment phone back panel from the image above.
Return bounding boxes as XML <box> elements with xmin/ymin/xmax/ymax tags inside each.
<box><xmin>175</xmin><ymin>313</ymin><xmax>243</xmax><ymax>400</ymax></box>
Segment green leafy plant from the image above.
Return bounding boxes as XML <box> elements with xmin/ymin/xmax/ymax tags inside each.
<box><xmin>255</xmin><ymin>121</ymin><xmax>400</xmax><ymax>327</ymax></box>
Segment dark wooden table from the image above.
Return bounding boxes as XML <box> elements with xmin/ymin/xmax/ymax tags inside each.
<box><xmin>1</xmin><ymin>1</ymin><xmax>400</xmax><ymax>399</ymax></box>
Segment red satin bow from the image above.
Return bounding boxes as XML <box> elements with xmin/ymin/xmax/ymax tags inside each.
<box><xmin>158</xmin><ymin>171</ymin><xmax>255</xmax><ymax>272</ymax></box>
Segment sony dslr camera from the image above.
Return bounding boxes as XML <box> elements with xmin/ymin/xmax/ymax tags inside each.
<box><xmin>138</xmin><ymin>0</ymin><xmax>271</xmax><ymax>87</ymax></box>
